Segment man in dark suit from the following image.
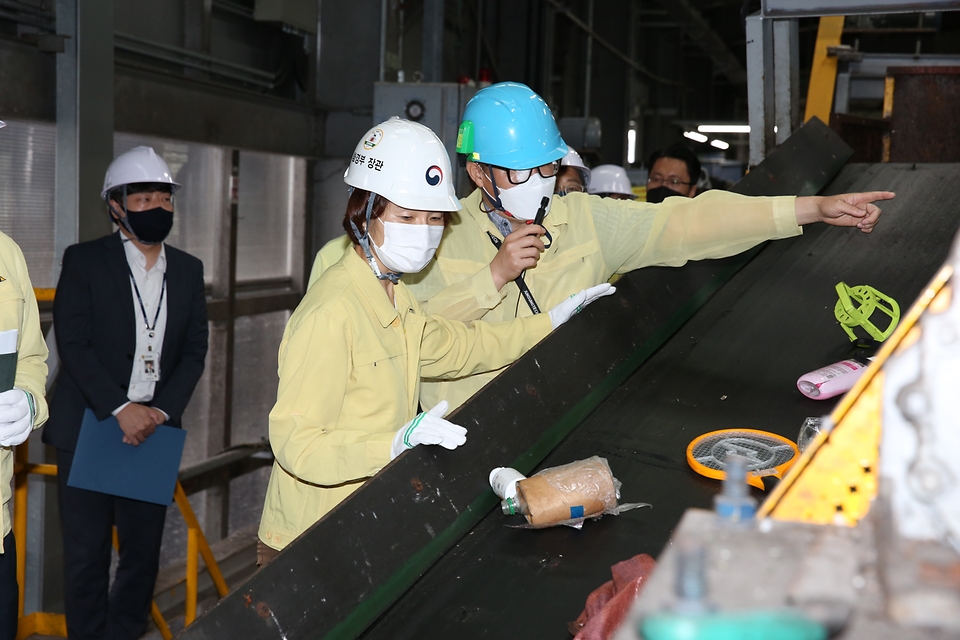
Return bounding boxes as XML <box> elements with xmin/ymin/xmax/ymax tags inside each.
<box><xmin>44</xmin><ymin>146</ymin><xmax>208</xmax><ymax>640</ymax></box>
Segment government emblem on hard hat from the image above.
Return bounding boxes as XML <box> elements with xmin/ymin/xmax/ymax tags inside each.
<box><xmin>425</xmin><ymin>165</ymin><xmax>443</xmax><ymax>186</ymax></box>
<box><xmin>363</xmin><ymin>129</ymin><xmax>384</xmax><ymax>150</ymax></box>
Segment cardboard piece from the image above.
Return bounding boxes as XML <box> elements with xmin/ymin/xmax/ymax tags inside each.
<box><xmin>517</xmin><ymin>456</ymin><xmax>618</xmax><ymax>526</ymax></box>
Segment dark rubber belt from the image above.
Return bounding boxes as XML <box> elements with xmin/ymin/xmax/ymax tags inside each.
<box><xmin>182</xmin><ymin>121</ymin><xmax>957</xmax><ymax>640</ymax></box>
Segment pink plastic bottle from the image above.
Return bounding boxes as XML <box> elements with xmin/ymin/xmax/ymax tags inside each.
<box><xmin>797</xmin><ymin>359</ymin><xmax>868</xmax><ymax>400</ymax></box>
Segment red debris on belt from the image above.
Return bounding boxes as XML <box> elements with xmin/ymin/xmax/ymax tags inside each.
<box><xmin>568</xmin><ymin>553</ymin><xmax>657</xmax><ymax>640</ymax></box>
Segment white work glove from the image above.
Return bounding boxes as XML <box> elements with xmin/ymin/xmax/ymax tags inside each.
<box><xmin>391</xmin><ymin>401</ymin><xmax>467</xmax><ymax>460</ymax></box>
<box><xmin>548</xmin><ymin>283</ymin><xmax>617</xmax><ymax>329</ymax></box>
<box><xmin>0</xmin><ymin>388</ymin><xmax>33</xmax><ymax>447</ymax></box>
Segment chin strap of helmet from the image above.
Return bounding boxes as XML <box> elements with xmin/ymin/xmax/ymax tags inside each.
<box><xmin>106</xmin><ymin>184</ymin><xmax>171</xmax><ymax>246</ymax></box>
<box><xmin>476</xmin><ymin>164</ymin><xmax>515</xmax><ymax>239</ymax></box>
<box><xmin>350</xmin><ymin>192</ymin><xmax>402</xmax><ymax>284</ymax></box>
<box><xmin>481</xmin><ymin>165</ymin><xmax>507</xmax><ymax>213</ymax></box>
<box><xmin>107</xmin><ymin>185</ymin><xmax>139</xmax><ymax>239</ymax></box>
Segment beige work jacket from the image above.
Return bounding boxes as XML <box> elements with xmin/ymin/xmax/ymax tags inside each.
<box><xmin>405</xmin><ymin>189</ymin><xmax>801</xmax><ymax>410</ymax></box>
<box><xmin>259</xmin><ymin>247</ymin><xmax>551</xmax><ymax>550</ymax></box>
<box><xmin>0</xmin><ymin>232</ymin><xmax>49</xmax><ymax>552</ymax></box>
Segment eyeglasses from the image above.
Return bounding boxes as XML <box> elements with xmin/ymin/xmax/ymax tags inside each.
<box><xmin>558</xmin><ymin>184</ymin><xmax>584</xmax><ymax>193</ymax></box>
<box><xmin>647</xmin><ymin>175</ymin><xmax>694</xmax><ymax>188</ymax></box>
<box><xmin>486</xmin><ymin>160</ymin><xmax>562</xmax><ymax>185</ymax></box>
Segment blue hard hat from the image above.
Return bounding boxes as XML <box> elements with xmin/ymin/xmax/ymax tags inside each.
<box><xmin>456</xmin><ymin>82</ymin><xmax>568</xmax><ymax>170</ymax></box>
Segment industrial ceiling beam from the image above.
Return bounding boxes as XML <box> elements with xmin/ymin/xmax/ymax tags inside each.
<box><xmin>761</xmin><ymin>0</ymin><xmax>960</xmax><ymax>17</ymax></box>
<box><xmin>655</xmin><ymin>0</ymin><xmax>748</xmax><ymax>84</ymax></box>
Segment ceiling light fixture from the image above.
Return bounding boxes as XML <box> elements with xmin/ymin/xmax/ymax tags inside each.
<box><xmin>697</xmin><ymin>124</ymin><xmax>750</xmax><ymax>134</ymax></box>
<box><xmin>684</xmin><ymin>131</ymin><xmax>708</xmax><ymax>143</ymax></box>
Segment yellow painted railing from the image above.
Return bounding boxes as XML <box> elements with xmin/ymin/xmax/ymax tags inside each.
<box><xmin>804</xmin><ymin>16</ymin><xmax>846</xmax><ymax>124</ymax></box>
<box><xmin>32</xmin><ymin>289</ymin><xmax>55</xmax><ymax>303</ymax></box>
<box><xmin>13</xmin><ymin>439</ymin><xmax>230</xmax><ymax>639</ymax></box>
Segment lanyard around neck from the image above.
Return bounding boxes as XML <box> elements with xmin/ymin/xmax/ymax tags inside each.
<box><xmin>126</xmin><ymin>262</ymin><xmax>167</xmax><ymax>332</ymax></box>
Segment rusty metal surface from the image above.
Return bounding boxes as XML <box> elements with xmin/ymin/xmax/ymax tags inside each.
<box><xmin>830</xmin><ymin>114</ymin><xmax>890</xmax><ymax>163</ymax></box>
<box><xmin>889</xmin><ymin>67</ymin><xmax>960</xmax><ymax>163</ymax></box>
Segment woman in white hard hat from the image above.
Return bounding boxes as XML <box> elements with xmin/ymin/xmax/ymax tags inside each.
<box><xmin>256</xmin><ymin>118</ymin><xmax>613</xmax><ymax>564</ymax></box>
<box><xmin>555</xmin><ymin>148</ymin><xmax>591</xmax><ymax>196</ymax></box>
<box><xmin>588</xmin><ymin>164</ymin><xmax>637</xmax><ymax>200</ymax></box>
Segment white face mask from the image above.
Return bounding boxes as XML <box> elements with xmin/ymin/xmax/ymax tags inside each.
<box><xmin>372</xmin><ymin>220</ymin><xmax>444</xmax><ymax>274</ymax></box>
<box><xmin>494</xmin><ymin>173</ymin><xmax>556</xmax><ymax>221</ymax></box>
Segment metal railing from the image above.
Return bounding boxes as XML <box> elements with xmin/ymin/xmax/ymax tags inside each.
<box><xmin>12</xmin><ymin>437</ymin><xmax>271</xmax><ymax>639</ymax></box>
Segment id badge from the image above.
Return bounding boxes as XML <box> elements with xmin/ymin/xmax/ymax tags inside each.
<box><xmin>140</xmin><ymin>353</ymin><xmax>160</xmax><ymax>381</ymax></box>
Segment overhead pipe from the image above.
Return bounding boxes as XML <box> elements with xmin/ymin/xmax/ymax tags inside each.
<box><xmin>475</xmin><ymin>0</ymin><xmax>483</xmax><ymax>80</ymax></box>
<box><xmin>114</xmin><ymin>43</ymin><xmax>276</xmax><ymax>90</ymax></box>
<box><xmin>378</xmin><ymin>0</ymin><xmax>387</xmax><ymax>82</ymax></box>
<box><xmin>584</xmin><ymin>0</ymin><xmax>593</xmax><ymax>117</ymax></box>
<box><xmin>422</xmin><ymin>0</ymin><xmax>444</xmax><ymax>82</ymax></box>
<box><xmin>115</xmin><ymin>32</ymin><xmax>276</xmax><ymax>81</ymax></box>
<box><xmin>541</xmin><ymin>0</ymin><xmax>682</xmax><ymax>86</ymax></box>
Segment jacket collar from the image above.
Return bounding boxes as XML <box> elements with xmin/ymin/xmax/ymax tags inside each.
<box><xmin>103</xmin><ymin>232</ymin><xmax>138</xmax><ymax>335</ymax></box>
<box><xmin>342</xmin><ymin>245</ymin><xmax>402</xmax><ymax>329</ymax></box>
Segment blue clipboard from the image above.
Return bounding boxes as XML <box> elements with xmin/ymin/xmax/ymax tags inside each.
<box><xmin>67</xmin><ymin>408</ymin><xmax>186</xmax><ymax>505</ymax></box>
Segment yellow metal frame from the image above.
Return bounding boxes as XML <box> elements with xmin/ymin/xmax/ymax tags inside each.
<box><xmin>881</xmin><ymin>76</ymin><xmax>895</xmax><ymax>162</ymax></box>
<box><xmin>804</xmin><ymin>16</ymin><xmax>846</xmax><ymax>124</ymax></box>
<box><xmin>32</xmin><ymin>288</ymin><xmax>55</xmax><ymax>303</ymax></box>
<box><xmin>759</xmin><ymin>264</ymin><xmax>954</xmax><ymax>525</ymax></box>
<box><xmin>12</xmin><ymin>439</ymin><xmax>230</xmax><ymax>639</ymax></box>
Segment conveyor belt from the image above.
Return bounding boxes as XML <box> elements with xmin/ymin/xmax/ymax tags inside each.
<box><xmin>358</xmin><ymin>163</ymin><xmax>960</xmax><ymax>639</ymax></box>
<box><xmin>180</xmin><ymin>122</ymin><xmax>954</xmax><ymax>640</ymax></box>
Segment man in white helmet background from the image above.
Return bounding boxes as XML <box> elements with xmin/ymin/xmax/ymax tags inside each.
<box><xmin>0</xmin><ymin>119</ymin><xmax>50</xmax><ymax>640</ymax></box>
<box><xmin>43</xmin><ymin>146</ymin><xmax>209</xmax><ymax>640</ymax></box>
<box><xmin>403</xmin><ymin>81</ymin><xmax>894</xmax><ymax>413</ymax></box>
<box><xmin>588</xmin><ymin>164</ymin><xmax>638</xmax><ymax>200</ymax></box>
<box><xmin>257</xmin><ymin>118</ymin><xmax>611</xmax><ymax>566</ymax></box>
<box><xmin>554</xmin><ymin>148</ymin><xmax>591</xmax><ymax>196</ymax></box>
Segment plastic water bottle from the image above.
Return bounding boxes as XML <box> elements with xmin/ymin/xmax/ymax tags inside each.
<box><xmin>489</xmin><ymin>467</ymin><xmax>526</xmax><ymax>501</ymax></box>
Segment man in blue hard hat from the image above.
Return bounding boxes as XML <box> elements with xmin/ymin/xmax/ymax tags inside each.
<box><xmin>403</xmin><ymin>81</ymin><xmax>894</xmax><ymax>411</ymax></box>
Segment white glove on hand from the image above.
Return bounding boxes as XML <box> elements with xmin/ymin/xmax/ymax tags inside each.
<box><xmin>391</xmin><ymin>401</ymin><xmax>467</xmax><ymax>460</ymax></box>
<box><xmin>0</xmin><ymin>388</ymin><xmax>33</xmax><ymax>447</ymax></box>
<box><xmin>548</xmin><ymin>283</ymin><xmax>616</xmax><ymax>329</ymax></box>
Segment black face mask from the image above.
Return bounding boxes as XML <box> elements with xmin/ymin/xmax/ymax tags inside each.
<box><xmin>112</xmin><ymin>207</ymin><xmax>174</xmax><ymax>245</ymax></box>
<box><xmin>645</xmin><ymin>185</ymin><xmax>687</xmax><ymax>204</ymax></box>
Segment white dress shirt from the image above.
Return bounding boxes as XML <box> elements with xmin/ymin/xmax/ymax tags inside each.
<box><xmin>113</xmin><ymin>232</ymin><xmax>168</xmax><ymax>417</ymax></box>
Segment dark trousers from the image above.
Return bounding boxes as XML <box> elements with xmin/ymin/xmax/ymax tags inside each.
<box><xmin>0</xmin><ymin>532</ymin><xmax>17</xmax><ymax>640</ymax></box>
<box><xmin>57</xmin><ymin>449</ymin><xmax>167</xmax><ymax>640</ymax></box>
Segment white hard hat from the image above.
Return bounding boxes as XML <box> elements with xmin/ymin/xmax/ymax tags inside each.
<box><xmin>102</xmin><ymin>146</ymin><xmax>180</xmax><ymax>200</ymax></box>
<box><xmin>588</xmin><ymin>164</ymin><xmax>634</xmax><ymax>197</ymax></box>
<box><xmin>560</xmin><ymin>148</ymin><xmax>591</xmax><ymax>188</ymax></box>
<box><xmin>344</xmin><ymin>117</ymin><xmax>461</xmax><ymax>212</ymax></box>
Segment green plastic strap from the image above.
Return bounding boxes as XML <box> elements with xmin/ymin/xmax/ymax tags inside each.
<box><xmin>834</xmin><ymin>281</ymin><xmax>900</xmax><ymax>342</ymax></box>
